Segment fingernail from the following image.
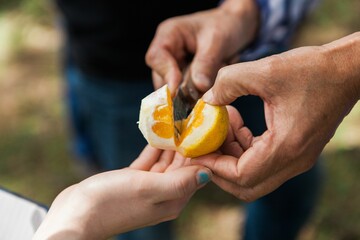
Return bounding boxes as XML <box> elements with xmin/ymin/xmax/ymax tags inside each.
<box><xmin>193</xmin><ymin>73</ymin><xmax>211</xmax><ymax>89</ymax></box>
<box><xmin>197</xmin><ymin>171</ymin><xmax>211</xmax><ymax>185</ymax></box>
<box><xmin>202</xmin><ymin>90</ymin><xmax>214</xmax><ymax>103</ymax></box>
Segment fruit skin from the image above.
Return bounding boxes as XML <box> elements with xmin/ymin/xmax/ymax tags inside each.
<box><xmin>138</xmin><ymin>85</ymin><xmax>229</xmax><ymax>158</ymax></box>
<box><xmin>138</xmin><ymin>85</ymin><xmax>176</xmax><ymax>150</ymax></box>
<box><xmin>179</xmin><ymin>103</ymin><xmax>229</xmax><ymax>158</ymax></box>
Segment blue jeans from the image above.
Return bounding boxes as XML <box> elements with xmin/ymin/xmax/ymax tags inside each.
<box><xmin>65</xmin><ymin>67</ymin><xmax>150</xmax><ymax>169</ymax></box>
<box><xmin>65</xmin><ymin>64</ymin><xmax>321</xmax><ymax>240</ymax></box>
<box><xmin>65</xmin><ymin>63</ymin><xmax>173</xmax><ymax>240</ymax></box>
<box><xmin>243</xmin><ymin>163</ymin><xmax>322</xmax><ymax>240</ymax></box>
<box><xmin>232</xmin><ymin>96</ymin><xmax>322</xmax><ymax>239</ymax></box>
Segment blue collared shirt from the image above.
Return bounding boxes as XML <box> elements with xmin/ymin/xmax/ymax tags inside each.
<box><xmin>241</xmin><ymin>0</ymin><xmax>319</xmax><ymax>61</ymax></box>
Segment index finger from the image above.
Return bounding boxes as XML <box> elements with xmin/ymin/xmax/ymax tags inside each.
<box><xmin>202</xmin><ymin>58</ymin><xmax>271</xmax><ymax>106</ymax></box>
<box><xmin>146</xmin><ymin>43</ymin><xmax>182</xmax><ymax>94</ymax></box>
<box><xmin>130</xmin><ymin>145</ymin><xmax>162</xmax><ymax>171</ymax></box>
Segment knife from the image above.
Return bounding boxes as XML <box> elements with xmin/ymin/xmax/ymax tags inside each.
<box><xmin>173</xmin><ymin>68</ymin><xmax>200</xmax><ymax>138</ymax></box>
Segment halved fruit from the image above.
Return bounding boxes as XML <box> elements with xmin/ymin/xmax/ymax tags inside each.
<box><xmin>138</xmin><ymin>84</ymin><xmax>228</xmax><ymax>158</ymax></box>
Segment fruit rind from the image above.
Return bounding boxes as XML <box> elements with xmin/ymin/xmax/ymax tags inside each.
<box><xmin>179</xmin><ymin>103</ymin><xmax>228</xmax><ymax>158</ymax></box>
<box><xmin>138</xmin><ymin>85</ymin><xmax>176</xmax><ymax>150</ymax></box>
<box><xmin>138</xmin><ymin>85</ymin><xmax>229</xmax><ymax>157</ymax></box>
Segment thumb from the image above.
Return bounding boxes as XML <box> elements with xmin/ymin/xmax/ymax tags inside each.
<box><xmin>153</xmin><ymin>166</ymin><xmax>212</xmax><ymax>202</ymax></box>
<box><xmin>202</xmin><ymin>59</ymin><xmax>267</xmax><ymax>105</ymax></box>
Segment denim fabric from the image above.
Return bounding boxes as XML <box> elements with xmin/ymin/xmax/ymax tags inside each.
<box><xmin>65</xmin><ymin>64</ymin><xmax>174</xmax><ymax>240</ymax></box>
<box><xmin>241</xmin><ymin>0</ymin><xmax>319</xmax><ymax>61</ymax></box>
<box><xmin>232</xmin><ymin>96</ymin><xmax>322</xmax><ymax>240</ymax></box>
<box><xmin>65</xmin><ymin>64</ymin><xmax>154</xmax><ymax>170</ymax></box>
<box><xmin>233</xmin><ymin>0</ymin><xmax>323</xmax><ymax>236</ymax></box>
<box><xmin>243</xmin><ymin>162</ymin><xmax>322</xmax><ymax>240</ymax></box>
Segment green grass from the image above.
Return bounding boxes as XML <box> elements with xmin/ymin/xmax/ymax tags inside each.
<box><xmin>308</xmin><ymin>149</ymin><xmax>360</xmax><ymax>240</ymax></box>
<box><xmin>0</xmin><ymin>0</ymin><xmax>51</xmax><ymax>25</ymax></box>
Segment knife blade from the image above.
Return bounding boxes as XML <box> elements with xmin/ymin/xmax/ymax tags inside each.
<box><xmin>173</xmin><ymin>68</ymin><xmax>200</xmax><ymax>138</ymax></box>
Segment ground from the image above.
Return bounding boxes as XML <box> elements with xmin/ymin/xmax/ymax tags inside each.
<box><xmin>0</xmin><ymin>1</ymin><xmax>359</xmax><ymax>239</ymax></box>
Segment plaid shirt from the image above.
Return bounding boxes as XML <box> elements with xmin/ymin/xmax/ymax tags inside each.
<box><xmin>241</xmin><ymin>0</ymin><xmax>319</xmax><ymax>61</ymax></box>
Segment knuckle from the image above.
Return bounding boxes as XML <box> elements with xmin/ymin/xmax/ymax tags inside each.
<box><xmin>240</xmin><ymin>194</ymin><xmax>255</xmax><ymax>203</ymax></box>
<box><xmin>158</xmin><ymin>18</ymin><xmax>175</xmax><ymax>29</ymax></box>
<box><xmin>157</xmin><ymin>17</ymin><xmax>182</xmax><ymax>35</ymax></box>
<box><xmin>235</xmin><ymin>172</ymin><xmax>254</xmax><ymax>189</ymax></box>
<box><xmin>237</xmin><ymin>127</ymin><xmax>253</xmax><ymax>150</ymax></box>
<box><xmin>233</xmin><ymin>190</ymin><xmax>255</xmax><ymax>203</ymax></box>
<box><xmin>220</xmin><ymin>172</ymin><xmax>259</xmax><ymax>202</ymax></box>
<box><xmin>196</xmin><ymin>54</ymin><xmax>218</xmax><ymax>67</ymax></box>
<box><xmin>216</xmin><ymin>66</ymin><xmax>229</xmax><ymax>82</ymax></box>
<box><xmin>260</xmin><ymin>54</ymin><xmax>289</xmax><ymax>98</ymax></box>
<box><xmin>145</xmin><ymin>48</ymin><xmax>157</xmax><ymax>66</ymax></box>
<box><xmin>263</xmin><ymin>54</ymin><xmax>282</xmax><ymax>76</ymax></box>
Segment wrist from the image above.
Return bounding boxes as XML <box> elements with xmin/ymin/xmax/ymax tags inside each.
<box><xmin>323</xmin><ymin>32</ymin><xmax>360</xmax><ymax>100</ymax></box>
<box><xmin>220</xmin><ymin>0</ymin><xmax>258</xmax><ymax>18</ymax></box>
<box><xmin>39</xmin><ymin>185</ymin><xmax>104</xmax><ymax>240</ymax></box>
<box><xmin>220</xmin><ymin>0</ymin><xmax>259</xmax><ymax>45</ymax></box>
<box><xmin>67</xmin><ymin>183</ymin><xmax>110</xmax><ymax>240</ymax></box>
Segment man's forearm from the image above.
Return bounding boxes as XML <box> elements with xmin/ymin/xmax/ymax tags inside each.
<box><xmin>220</xmin><ymin>0</ymin><xmax>259</xmax><ymax>20</ymax></box>
<box><xmin>219</xmin><ymin>0</ymin><xmax>259</xmax><ymax>47</ymax></box>
<box><xmin>323</xmin><ymin>32</ymin><xmax>360</xmax><ymax>100</ymax></box>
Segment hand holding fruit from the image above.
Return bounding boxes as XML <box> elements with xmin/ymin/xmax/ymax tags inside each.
<box><xmin>33</xmin><ymin>146</ymin><xmax>212</xmax><ymax>240</ymax></box>
<box><xmin>194</xmin><ymin>33</ymin><xmax>360</xmax><ymax>201</ymax></box>
<box><xmin>145</xmin><ymin>0</ymin><xmax>259</xmax><ymax>94</ymax></box>
<box><xmin>138</xmin><ymin>85</ymin><xmax>229</xmax><ymax>158</ymax></box>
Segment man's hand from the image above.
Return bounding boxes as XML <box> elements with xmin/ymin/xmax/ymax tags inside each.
<box><xmin>145</xmin><ymin>0</ymin><xmax>259</xmax><ymax>94</ymax></box>
<box><xmin>193</xmin><ymin>32</ymin><xmax>360</xmax><ymax>202</ymax></box>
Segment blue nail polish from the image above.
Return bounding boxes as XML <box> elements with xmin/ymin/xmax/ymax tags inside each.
<box><xmin>198</xmin><ymin>171</ymin><xmax>210</xmax><ymax>185</ymax></box>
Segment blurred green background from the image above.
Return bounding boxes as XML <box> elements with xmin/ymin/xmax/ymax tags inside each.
<box><xmin>0</xmin><ymin>0</ymin><xmax>359</xmax><ymax>239</ymax></box>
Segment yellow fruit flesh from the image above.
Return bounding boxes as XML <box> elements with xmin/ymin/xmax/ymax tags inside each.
<box><xmin>152</xmin><ymin>89</ymin><xmax>174</xmax><ymax>139</ymax></box>
<box><xmin>180</xmin><ymin>105</ymin><xmax>228</xmax><ymax>158</ymax></box>
<box><xmin>140</xmin><ymin>85</ymin><xmax>228</xmax><ymax>158</ymax></box>
<box><xmin>175</xmin><ymin>100</ymin><xmax>205</xmax><ymax>146</ymax></box>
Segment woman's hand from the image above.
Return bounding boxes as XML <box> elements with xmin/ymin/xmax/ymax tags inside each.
<box><xmin>33</xmin><ymin>146</ymin><xmax>211</xmax><ymax>240</ymax></box>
